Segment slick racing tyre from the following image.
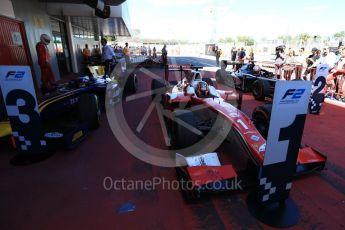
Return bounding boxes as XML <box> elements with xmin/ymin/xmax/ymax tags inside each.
<box><xmin>125</xmin><ymin>73</ymin><xmax>138</xmax><ymax>94</ymax></box>
<box><xmin>252</xmin><ymin>103</ymin><xmax>272</xmax><ymax>139</ymax></box>
<box><xmin>151</xmin><ymin>78</ymin><xmax>167</xmax><ymax>101</ymax></box>
<box><xmin>252</xmin><ymin>79</ymin><xmax>270</xmax><ymax>101</ymax></box>
<box><xmin>171</xmin><ymin>109</ymin><xmax>199</xmax><ymax>150</ymax></box>
<box><xmin>78</xmin><ymin>93</ymin><xmax>101</xmax><ymax>130</ymax></box>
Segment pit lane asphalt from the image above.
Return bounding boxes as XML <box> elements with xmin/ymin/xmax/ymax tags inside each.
<box><xmin>168</xmin><ymin>56</ymin><xmax>217</xmax><ymax>67</ymax></box>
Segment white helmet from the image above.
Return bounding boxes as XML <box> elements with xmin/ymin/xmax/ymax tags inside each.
<box><xmin>253</xmin><ymin>65</ymin><xmax>261</xmax><ymax>73</ymax></box>
<box><xmin>40</xmin><ymin>34</ymin><xmax>51</xmax><ymax>45</ymax></box>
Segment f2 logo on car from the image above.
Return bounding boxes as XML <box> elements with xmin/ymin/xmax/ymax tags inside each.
<box><xmin>5</xmin><ymin>71</ymin><xmax>25</xmax><ymax>80</ymax></box>
<box><xmin>282</xmin><ymin>89</ymin><xmax>305</xmax><ymax>100</ymax></box>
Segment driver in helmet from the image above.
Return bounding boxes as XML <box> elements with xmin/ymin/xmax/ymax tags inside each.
<box><xmin>183</xmin><ymin>69</ymin><xmax>193</xmax><ymax>84</ymax></box>
<box><xmin>196</xmin><ymin>81</ymin><xmax>209</xmax><ymax>97</ymax></box>
<box><xmin>180</xmin><ymin>69</ymin><xmax>193</xmax><ymax>91</ymax></box>
<box><xmin>252</xmin><ymin>65</ymin><xmax>261</xmax><ymax>75</ymax></box>
<box><xmin>36</xmin><ymin>34</ymin><xmax>55</xmax><ymax>93</ymax></box>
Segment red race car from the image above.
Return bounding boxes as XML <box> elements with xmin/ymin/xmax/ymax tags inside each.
<box><xmin>151</xmin><ymin>66</ymin><xmax>326</xmax><ymax>200</ymax></box>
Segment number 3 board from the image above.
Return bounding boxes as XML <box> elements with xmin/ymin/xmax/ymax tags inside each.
<box><xmin>0</xmin><ymin>66</ymin><xmax>47</xmax><ymax>154</ymax></box>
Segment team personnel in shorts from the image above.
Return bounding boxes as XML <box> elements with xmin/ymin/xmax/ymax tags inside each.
<box><xmin>274</xmin><ymin>45</ymin><xmax>285</xmax><ymax>79</ymax></box>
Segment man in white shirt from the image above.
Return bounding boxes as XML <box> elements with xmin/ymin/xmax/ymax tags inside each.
<box><xmin>101</xmin><ymin>38</ymin><xmax>115</xmax><ymax>78</ymax></box>
<box><xmin>321</xmin><ymin>47</ymin><xmax>337</xmax><ymax>68</ymax></box>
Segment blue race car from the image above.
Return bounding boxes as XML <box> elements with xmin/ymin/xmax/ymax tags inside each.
<box><xmin>0</xmin><ymin>64</ymin><xmax>137</xmax><ymax>162</ymax></box>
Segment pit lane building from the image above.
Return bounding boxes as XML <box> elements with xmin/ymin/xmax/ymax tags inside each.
<box><xmin>0</xmin><ymin>0</ymin><xmax>131</xmax><ymax>89</ymax></box>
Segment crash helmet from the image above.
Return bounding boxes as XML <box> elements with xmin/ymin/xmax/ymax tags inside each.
<box><xmin>197</xmin><ymin>81</ymin><xmax>209</xmax><ymax>96</ymax></box>
<box><xmin>40</xmin><ymin>34</ymin><xmax>51</xmax><ymax>45</ymax></box>
<box><xmin>253</xmin><ymin>65</ymin><xmax>261</xmax><ymax>74</ymax></box>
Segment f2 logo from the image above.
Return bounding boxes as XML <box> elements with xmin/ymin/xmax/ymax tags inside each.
<box><xmin>319</xmin><ymin>67</ymin><xmax>328</xmax><ymax>72</ymax></box>
<box><xmin>282</xmin><ymin>89</ymin><xmax>305</xmax><ymax>100</ymax></box>
<box><xmin>5</xmin><ymin>71</ymin><xmax>25</xmax><ymax>80</ymax></box>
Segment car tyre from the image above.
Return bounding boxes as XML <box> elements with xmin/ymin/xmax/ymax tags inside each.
<box><xmin>125</xmin><ymin>73</ymin><xmax>138</xmax><ymax>94</ymax></box>
<box><xmin>171</xmin><ymin>109</ymin><xmax>199</xmax><ymax>149</ymax></box>
<box><xmin>78</xmin><ymin>93</ymin><xmax>101</xmax><ymax>130</ymax></box>
<box><xmin>151</xmin><ymin>78</ymin><xmax>167</xmax><ymax>101</ymax></box>
<box><xmin>252</xmin><ymin>79</ymin><xmax>270</xmax><ymax>100</ymax></box>
<box><xmin>252</xmin><ymin>103</ymin><xmax>272</xmax><ymax>139</ymax></box>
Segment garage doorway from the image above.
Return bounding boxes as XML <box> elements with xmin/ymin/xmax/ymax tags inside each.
<box><xmin>0</xmin><ymin>15</ymin><xmax>36</xmax><ymax>112</ymax></box>
<box><xmin>50</xmin><ymin>17</ymin><xmax>72</xmax><ymax>77</ymax></box>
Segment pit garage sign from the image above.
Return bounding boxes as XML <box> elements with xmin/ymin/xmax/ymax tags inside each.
<box><xmin>0</xmin><ymin>66</ymin><xmax>47</xmax><ymax>154</ymax></box>
<box><xmin>309</xmin><ymin>64</ymin><xmax>329</xmax><ymax>114</ymax></box>
<box><xmin>258</xmin><ymin>80</ymin><xmax>312</xmax><ymax>205</ymax></box>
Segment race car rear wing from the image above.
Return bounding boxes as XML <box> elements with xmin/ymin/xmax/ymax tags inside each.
<box><xmin>168</xmin><ymin>64</ymin><xmax>203</xmax><ymax>70</ymax></box>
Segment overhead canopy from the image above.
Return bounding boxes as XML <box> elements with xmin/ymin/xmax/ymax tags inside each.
<box><xmin>44</xmin><ymin>0</ymin><xmax>131</xmax><ymax>36</ymax></box>
<box><xmin>41</xmin><ymin>0</ymin><xmax>126</xmax><ymax>6</ymax></box>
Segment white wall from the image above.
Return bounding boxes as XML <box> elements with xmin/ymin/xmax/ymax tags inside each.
<box><xmin>0</xmin><ymin>0</ymin><xmax>15</xmax><ymax>18</ymax></box>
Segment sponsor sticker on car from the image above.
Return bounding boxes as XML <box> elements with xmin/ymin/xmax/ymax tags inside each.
<box><xmin>250</xmin><ymin>135</ymin><xmax>260</xmax><ymax>142</ymax></box>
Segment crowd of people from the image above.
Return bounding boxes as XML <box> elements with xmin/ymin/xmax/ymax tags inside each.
<box><xmin>79</xmin><ymin>40</ymin><xmax>170</xmax><ymax>78</ymax></box>
<box><xmin>214</xmin><ymin>46</ymin><xmax>254</xmax><ymax>68</ymax></box>
<box><xmin>269</xmin><ymin>45</ymin><xmax>345</xmax><ymax>81</ymax></box>
<box><xmin>81</xmin><ymin>42</ymin><xmax>161</xmax><ymax>63</ymax></box>
<box><xmin>36</xmin><ymin>33</ymin><xmax>344</xmax><ymax>101</ymax></box>
<box><xmin>271</xmin><ymin>45</ymin><xmax>345</xmax><ymax>100</ymax></box>
<box><xmin>213</xmin><ymin>44</ymin><xmax>345</xmax><ymax>100</ymax></box>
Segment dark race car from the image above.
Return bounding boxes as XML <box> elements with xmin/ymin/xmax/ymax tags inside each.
<box><xmin>0</xmin><ymin>63</ymin><xmax>138</xmax><ymax>160</ymax></box>
<box><xmin>151</xmin><ymin>66</ymin><xmax>326</xmax><ymax>200</ymax></box>
<box><xmin>216</xmin><ymin>61</ymin><xmax>277</xmax><ymax>101</ymax></box>
<box><xmin>216</xmin><ymin>62</ymin><xmax>275</xmax><ymax>93</ymax></box>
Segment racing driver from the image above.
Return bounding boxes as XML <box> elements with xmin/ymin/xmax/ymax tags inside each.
<box><xmin>36</xmin><ymin>34</ymin><xmax>55</xmax><ymax>93</ymax></box>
